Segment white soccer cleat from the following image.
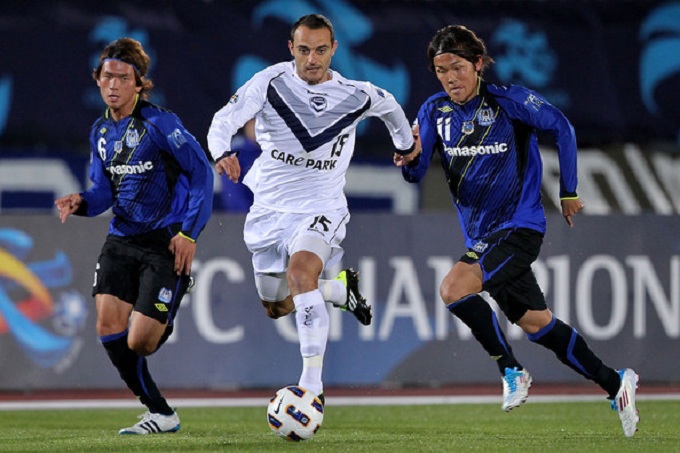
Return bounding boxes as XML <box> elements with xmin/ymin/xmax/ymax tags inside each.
<box><xmin>502</xmin><ymin>367</ymin><xmax>532</xmax><ymax>412</ymax></box>
<box><xmin>119</xmin><ymin>411</ymin><xmax>180</xmax><ymax>435</ymax></box>
<box><xmin>611</xmin><ymin>368</ymin><xmax>640</xmax><ymax>437</ymax></box>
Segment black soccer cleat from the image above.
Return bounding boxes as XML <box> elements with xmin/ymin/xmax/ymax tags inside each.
<box><xmin>333</xmin><ymin>268</ymin><xmax>372</xmax><ymax>326</ymax></box>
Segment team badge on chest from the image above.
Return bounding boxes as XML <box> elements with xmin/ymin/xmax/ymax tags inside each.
<box><xmin>477</xmin><ymin>108</ymin><xmax>495</xmax><ymax>126</ymax></box>
<box><xmin>461</xmin><ymin>120</ymin><xmax>474</xmax><ymax>135</ymax></box>
<box><xmin>125</xmin><ymin>129</ymin><xmax>140</xmax><ymax>148</ymax></box>
<box><xmin>309</xmin><ymin>96</ymin><xmax>327</xmax><ymax>113</ymax></box>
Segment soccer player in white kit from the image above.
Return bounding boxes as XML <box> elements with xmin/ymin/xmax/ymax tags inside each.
<box><xmin>207</xmin><ymin>14</ymin><xmax>415</xmax><ymax>401</ymax></box>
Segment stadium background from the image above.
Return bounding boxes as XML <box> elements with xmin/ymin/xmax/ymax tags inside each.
<box><xmin>0</xmin><ymin>0</ymin><xmax>679</xmax><ymax>393</ymax></box>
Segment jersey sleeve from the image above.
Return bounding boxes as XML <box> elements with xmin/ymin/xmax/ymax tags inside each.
<box><xmin>493</xmin><ymin>85</ymin><xmax>578</xmax><ymax>197</ymax></box>
<box><xmin>153</xmin><ymin>112</ymin><xmax>214</xmax><ymax>241</ymax></box>
<box><xmin>401</xmin><ymin>102</ymin><xmax>437</xmax><ymax>183</ymax></box>
<box><xmin>364</xmin><ymin>83</ymin><xmax>414</xmax><ymax>153</ymax></box>
<box><xmin>207</xmin><ymin>70</ymin><xmax>269</xmax><ymax>161</ymax></box>
<box><xmin>79</xmin><ymin>123</ymin><xmax>114</xmax><ymax>216</ymax></box>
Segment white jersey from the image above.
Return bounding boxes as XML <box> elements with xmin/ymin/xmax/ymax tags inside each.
<box><xmin>208</xmin><ymin>61</ymin><xmax>413</xmax><ymax>213</ymax></box>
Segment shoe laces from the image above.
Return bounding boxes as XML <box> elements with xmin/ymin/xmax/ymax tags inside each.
<box><xmin>138</xmin><ymin>411</ymin><xmax>172</xmax><ymax>423</ymax></box>
<box><xmin>504</xmin><ymin>368</ymin><xmax>523</xmax><ymax>392</ymax></box>
<box><xmin>137</xmin><ymin>411</ymin><xmax>155</xmax><ymax>422</ymax></box>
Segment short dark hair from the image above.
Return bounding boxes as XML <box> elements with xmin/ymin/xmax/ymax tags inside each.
<box><xmin>92</xmin><ymin>37</ymin><xmax>154</xmax><ymax>99</ymax></box>
<box><xmin>290</xmin><ymin>14</ymin><xmax>335</xmax><ymax>43</ymax></box>
<box><xmin>427</xmin><ymin>25</ymin><xmax>494</xmax><ymax>74</ymax></box>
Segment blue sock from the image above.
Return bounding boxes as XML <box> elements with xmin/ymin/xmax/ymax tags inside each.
<box><xmin>528</xmin><ymin>317</ymin><xmax>620</xmax><ymax>397</ymax></box>
<box><xmin>101</xmin><ymin>330</ymin><xmax>173</xmax><ymax>415</ymax></box>
<box><xmin>447</xmin><ymin>294</ymin><xmax>522</xmax><ymax>374</ymax></box>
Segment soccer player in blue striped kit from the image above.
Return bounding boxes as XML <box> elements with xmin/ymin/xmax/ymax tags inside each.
<box><xmin>55</xmin><ymin>38</ymin><xmax>213</xmax><ymax>435</ymax></box>
<box><xmin>395</xmin><ymin>25</ymin><xmax>639</xmax><ymax>437</ymax></box>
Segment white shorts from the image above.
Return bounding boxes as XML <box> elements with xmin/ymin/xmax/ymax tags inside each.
<box><xmin>244</xmin><ymin>206</ymin><xmax>349</xmax><ymax>300</ymax></box>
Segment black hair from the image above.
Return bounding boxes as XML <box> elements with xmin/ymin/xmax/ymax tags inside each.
<box><xmin>92</xmin><ymin>37</ymin><xmax>154</xmax><ymax>99</ymax></box>
<box><xmin>427</xmin><ymin>25</ymin><xmax>494</xmax><ymax>74</ymax></box>
<box><xmin>290</xmin><ymin>14</ymin><xmax>335</xmax><ymax>42</ymax></box>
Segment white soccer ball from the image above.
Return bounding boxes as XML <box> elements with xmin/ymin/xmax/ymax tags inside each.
<box><xmin>267</xmin><ymin>385</ymin><xmax>324</xmax><ymax>441</ymax></box>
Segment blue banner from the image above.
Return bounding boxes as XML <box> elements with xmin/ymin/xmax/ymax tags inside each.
<box><xmin>0</xmin><ymin>213</ymin><xmax>678</xmax><ymax>390</ymax></box>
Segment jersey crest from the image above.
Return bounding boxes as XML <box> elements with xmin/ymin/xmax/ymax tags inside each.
<box><xmin>309</xmin><ymin>96</ymin><xmax>327</xmax><ymax>112</ymax></box>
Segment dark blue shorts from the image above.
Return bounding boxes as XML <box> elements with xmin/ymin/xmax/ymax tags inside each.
<box><xmin>460</xmin><ymin>228</ymin><xmax>547</xmax><ymax>323</ymax></box>
<box><xmin>93</xmin><ymin>231</ymin><xmax>190</xmax><ymax>324</ymax></box>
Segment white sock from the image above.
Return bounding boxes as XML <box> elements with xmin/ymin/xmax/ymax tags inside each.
<box><xmin>299</xmin><ymin>356</ymin><xmax>324</xmax><ymax>397</ymax></box>
<box><xmin>319</xmin><ymin>278</ymin><xmax>346</xmax><ymax>307</ymax></box>
<box><xmin>293</xmin><ymin>289</ymin><xmax>328</xmax><ymax>396</ymax></box>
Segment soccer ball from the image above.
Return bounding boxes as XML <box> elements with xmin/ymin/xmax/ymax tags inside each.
<box><xmin>267</xmin><ymin>385</ymin><xmax>324</xmax><ymax>441</ymax></box>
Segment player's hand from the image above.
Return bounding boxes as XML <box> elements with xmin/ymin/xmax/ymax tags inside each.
<box><xmin>561</xmin><ymin>197</ymin><xmax>584</xmax><ymax>227</ymax></box>
<box><xmin>54</xmin><ymin>193</ymin><xmax>83</xmax><ymax>223</ymax></box>
<box><xmin>394</xmin><ymin>148</ymin><xmax>421</xmax><ymax>167</ymax></box>
<box><xmin>169</xmin><ymin>234</ymin><xmax>196</xmax><ymax>276</ymax></box>
<box><xmin>215</xmin><ymin>155</ymin><xmax>241</xmax><ymax>183</ymax></box>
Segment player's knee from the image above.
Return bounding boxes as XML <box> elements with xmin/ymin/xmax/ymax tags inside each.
<box><xmin>127</xmin><ymin>338</ymin><xmax>156</xmax><ymax>356</ymax></box>
<box><xmin>439</xmin><ymin>281</ymin><xmax>454</xmax><ymax>304</ymax></box>
<box><xmin>126</xmin><ymin>331</ymin><xmax>159</xmax><ymax>356</ymax></box>
<box><xmin>440</xmin><ymin>266</ymin><xmax>482</xmax><ymax>305</ymax></box>
<box><xmin>517</xmin><ymin>309</ymin><xmax>553</xmax><ymax>334</ymax></box>
<box><xmin>286</xmin><ymin>271</ymin><xmax>316</xmax><ymax>295</ymax></box>
<box><xmin>96</xmin><ymin>318</ymin><xmax>127</xmax><ymax>337</ymax></box>
<box><xmin>440</xmin><ymin>279</ymin><xmax>468</xmax><ymax>305</ymax></box>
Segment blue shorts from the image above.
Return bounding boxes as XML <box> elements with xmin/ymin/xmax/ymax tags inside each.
<box><xmin>460</xmin><ymin>228</ymin><xmax>547</xmax><ymax>323</ymax></box>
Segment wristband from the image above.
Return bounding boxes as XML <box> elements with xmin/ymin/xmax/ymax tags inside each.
<box><xmin>179</xmin><ymin>231</ymin><xmax>196</xmax><ymax>243</ymax></box>
<box><xmin>215</xmin><ymin>150</ymin><xmax>239</xmax><ymax>163</ymax></box>
<box><xmin>394</xmin><ymin>143</ymin><xmax>415</xmax><ymax>156</ymax></box>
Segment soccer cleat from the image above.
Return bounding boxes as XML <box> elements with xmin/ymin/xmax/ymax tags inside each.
<box><xmin>333</xmin><ymin>268</ymin><xmax>372</xmax><ymax>326</ymax></box>
<box><xmin>118</xmin><ymin>411</ymin><xmax>181</xmax><ymax>435</ymax></box>
<box><xmin>502</xmin><ymin>367</ymin><xmax>532</xmax><ymax>412</ymax></box>
<box><xmin>610</xmin><ymin>368</ymin><xmax>640</xmax><ymax>437</ymax></box>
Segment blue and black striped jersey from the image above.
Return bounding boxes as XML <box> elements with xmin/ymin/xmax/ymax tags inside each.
<box><xmin>403</xmin><ymin>81</ymin><xmax>578</xmax><ymax>248</ymax></box>
<box><xmin>81</xmin><ymin>97</ymin><xmax>213</xmax><ymax>241</ymax></box>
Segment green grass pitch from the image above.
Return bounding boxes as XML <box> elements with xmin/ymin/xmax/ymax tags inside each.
<box><xmin>0</xmin><ymin>401</ymin><xmax>678</xmax><ymax>452</ymax></box>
